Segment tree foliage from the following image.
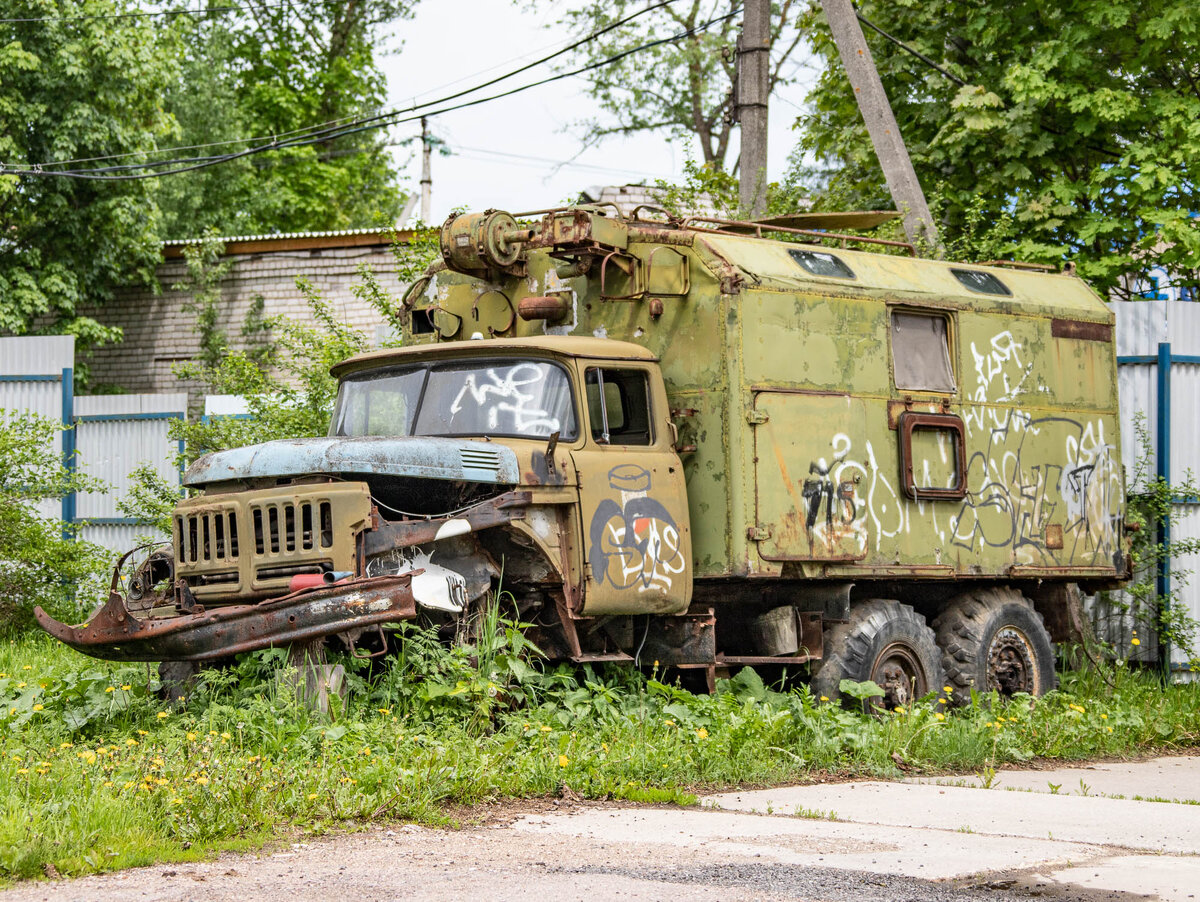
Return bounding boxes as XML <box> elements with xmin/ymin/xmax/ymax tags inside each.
<box><xmin>156</xmin><ymin>1</ymin><xmax>416</xmax><ymax>236</ymax></box>
<box><xmin>0</xmin><ymin>413</ymin><xmax>109</xmax><ymax>632</ymax></box>
<box><xmin>796</xmin><ymin>0</ymin><xmax>1200</xmax><ymax>297</ymax></box>
<box><xmin>0</xmin><ymin>0</ymin><xmax>177</xmax><ymax>337</ymax></box>
<box><xmin>538</xmin><ymin>1</ymin><xmax>805</xmax><ymax>170</ymax></box>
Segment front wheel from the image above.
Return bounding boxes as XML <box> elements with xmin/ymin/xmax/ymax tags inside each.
<box><xmin>933</xmin><ymin>588</ymin><xmax>1057</xmax><ymax>701</ymax></box>
<box><xmin>812</xmin><ymin>600</ymin><xmax>945</xmax><ymax>710</ymax></box>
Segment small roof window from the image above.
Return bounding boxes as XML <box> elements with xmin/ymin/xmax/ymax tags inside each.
<box><xmin>951</xmin><ymin>268</ymin><xmax>1011</xmax><ymax>296</ymax></box>
<box><xmin>788</xmin><ymin>249</ymin><xmax>855</xmax><ymax>279</ymax></box>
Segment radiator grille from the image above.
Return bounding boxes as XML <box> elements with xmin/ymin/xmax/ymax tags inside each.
<box><xmin>175</xmin><ymin>509</ymin><xmax>239</xmax><ymax>565</ymax></box>
<box><xmin>250</xmin><ymin>500</ymin><xmax>333</xmax><ymax>555</ymax></box>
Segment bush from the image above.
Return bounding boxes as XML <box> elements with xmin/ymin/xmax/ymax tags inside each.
<box><xmin>0</xmin><ymin>412</ymin><xmax>109</xmax><ymax>632</ymax></box>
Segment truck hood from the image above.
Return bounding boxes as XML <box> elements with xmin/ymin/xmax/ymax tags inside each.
<box><xmin>183</xmin><ymin>436</ymin><xmax>520</xmax><ymax>487</ymax></box>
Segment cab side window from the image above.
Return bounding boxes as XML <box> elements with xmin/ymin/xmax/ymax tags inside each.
<box><xmin>585</xmin><ymin>368</ymin><xmax>652</xmax><ymax>445</ymax></box>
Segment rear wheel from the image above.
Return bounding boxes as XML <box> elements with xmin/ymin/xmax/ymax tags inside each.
<box><xmin>812</xmin><ymin>600</ymin><xmax>944</xmax><ymax>710</ymax></box>
<box><xmin>933</xmin><ymin>588</ymin><xmax>1057</xmax><ymax>701</ymax></box>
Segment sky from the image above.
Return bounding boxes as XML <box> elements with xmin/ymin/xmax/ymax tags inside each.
<box><xmin>378</xmin><ymin>1</ymin><xmax>821</xmax><ymax>223</ymax></box>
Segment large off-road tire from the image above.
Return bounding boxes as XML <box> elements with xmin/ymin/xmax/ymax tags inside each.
<box><xmin>812</xmin><ymin>600</ymin><xmax>945</xmax><ymax>710</ymax></box>
<box><xmin>933</xmin><ymin>588</ymin><xmax>1057</xmax><ymax>701</ymax></box>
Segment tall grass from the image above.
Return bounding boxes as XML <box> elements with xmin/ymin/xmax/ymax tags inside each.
<box><xmin>0</xmin><ymin>629</ymin><xmax>1197</xmax><ymax>882</ymax></box>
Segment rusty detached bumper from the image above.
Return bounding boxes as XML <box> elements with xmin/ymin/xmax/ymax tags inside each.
<box><xmin>34</xmin><ymin>575</ymin><xmax>418</xmax><ymax>663</ymax></box>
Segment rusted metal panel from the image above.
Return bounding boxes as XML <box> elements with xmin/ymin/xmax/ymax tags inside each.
<box><xmin>1052</xmin><ymin>318</ymin><xmax>1113</xmax><ymax>342</ymax></box>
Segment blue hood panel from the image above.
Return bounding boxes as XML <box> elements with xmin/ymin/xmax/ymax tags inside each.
<box><xmin>184</xmin><ymin>436</ymin><xmax>520</xmax><ymax>487</ymax></box>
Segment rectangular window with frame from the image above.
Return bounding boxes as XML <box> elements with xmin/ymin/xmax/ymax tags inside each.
<box><xmin>585</xmin><ymin>368</ymin><xmax>652</xmax><ymax>446</ymax></box>
<box><xmin>891</xmin><ymin>310</ymin><xmax>956</xmax><ymax>393</ymax></box>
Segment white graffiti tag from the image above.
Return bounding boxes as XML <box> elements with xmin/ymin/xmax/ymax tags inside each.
<box><xmin>448</xmin><ymin>364</ymin><xmax>563</xmax><ymax>435</ymax></box>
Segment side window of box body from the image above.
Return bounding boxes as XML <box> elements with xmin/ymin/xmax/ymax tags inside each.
<box><xmin>890</xmin><ymin>309</ymin><xmax>957</xmax><ymax>394</ymax></box>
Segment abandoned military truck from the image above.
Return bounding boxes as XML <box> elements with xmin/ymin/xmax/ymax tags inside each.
<box><xmin>37</xmin><ymin>206</ymin><xmax>1130</xmax><ymax>707</ymax></box>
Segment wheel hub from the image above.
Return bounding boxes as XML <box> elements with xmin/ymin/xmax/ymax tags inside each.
<box><xmin>988</xmin><ymin>627</ymin><xmax>1036</xmax><ymax>694</ymax></box>
<box><xmin>871</xmin><ymin>642</ymin><xmax>926</xmax><ymax>709</ymax></box>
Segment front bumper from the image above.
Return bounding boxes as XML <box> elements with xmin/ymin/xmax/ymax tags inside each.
<box><xmin>34</xmin><ymin>575</ymin><xmax>417</xmax><ymax>662</ymax></box>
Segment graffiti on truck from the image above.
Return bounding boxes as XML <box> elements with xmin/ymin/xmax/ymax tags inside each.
<box><xmin>797</xmin><ymin>329</ymin><xmax>1122</xmax><ymax>566</ymax></box>
<box><xmin>589</xmin><ymin>465</ymin><xmax>686</xmax><ymax>592</ymax></box>
<box><xmin>447</xmin><ymin>363</ymin><xmax>565</xmax><ymax>435</ymax></box>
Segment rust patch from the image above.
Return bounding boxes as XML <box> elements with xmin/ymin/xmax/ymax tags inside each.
<box><xmin>1045</xmin><ymin>524</ymin><xmax>1064</xmax><ymax>550</ymax></box>
<box><xmin>1051</xmin><ymin>318</ymin><xmax>1112</xmax><ymax>342</ymax></box>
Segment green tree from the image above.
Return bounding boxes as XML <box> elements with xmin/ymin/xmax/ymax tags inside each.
<box><xmin>537</xmin><ymin>1</ymin><xmax>805</xmax><ymax>171</ymax></box>
<box><xmin>0</xmin><ymin>0</ymin><xmax>177</xmax><ymax>337</ymax></box>
<box><xmin>157</xmin><ymin>1</ymin><xmax>416</xmax><ymax>236</ymax></box>
<box><xmin>0</xmin><ymin>413</ymin><xmax>108</xmax><ymax>632</ymax></box>
<box><xmin>796</xmin><ymin>0</ymin><xmax>1200</xmax><ymax>296</ymax></box>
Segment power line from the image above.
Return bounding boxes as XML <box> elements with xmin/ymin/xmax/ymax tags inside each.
<box><xmin>13</xmin><ymin>0</ymin><xmax>683</xmax><ymax>173</ymax></box>
<box><xmin>854</xmin><ymin>8</ymin><xmax>966</xmax><ymax>87</ymax></box>
<box><xmin>0</xmin><ymin>2</ymin><xmax>290</xmax><ymax>24</ymax></box>
<box><xmin>4</xmin><ymin>4</ymin><xmax>740</xmax><ymax>181</ymax></box>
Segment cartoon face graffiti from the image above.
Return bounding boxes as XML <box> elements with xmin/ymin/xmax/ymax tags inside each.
<box><xmin>589</xmin><ymin>465</ymin><xmax>686</xmax><ymax>593</ymax></box>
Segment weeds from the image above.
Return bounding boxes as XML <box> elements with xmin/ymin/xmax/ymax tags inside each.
<box><xmin>0</xmin><ymin>629</ymin><xmax>1197</xmax><ymax>882</ymax></box>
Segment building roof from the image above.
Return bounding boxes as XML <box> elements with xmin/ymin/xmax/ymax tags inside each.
<box><xmin>161</xmin><ymin>227</ymin><xmax>418</xmax><ymax>259</ymax></box>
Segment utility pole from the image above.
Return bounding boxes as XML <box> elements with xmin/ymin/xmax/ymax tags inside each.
<box><xmin>737</xmin><ymin>0</ymin><xmax>770</xmax><ymax>217</ymax></box>
<box><xmin>820</xmin><ymin>0</ymin><xmax>941</xmax><ymax>253</ymax></box>
<box><xmin>420</xmin><ymin>117</ymin><xmax>432</xmax><ymax>223</ymax></box>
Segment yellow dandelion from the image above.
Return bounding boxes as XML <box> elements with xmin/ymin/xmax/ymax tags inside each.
<box><xmin>601</xmin><ymin>742</ymin><xmax>609</xmax><ymax>752</ymax></box>
<box><xmin>220</xmin><ymin>732</ymin><xmax>231</xmax><ymax>740</ymax></box>
<box><xmin>105</xmin><ymin>686</ymin><xmax>115</xmax><ymax>693</ymax></box>
<box><xmin>120</xmin><ymin>685</ymin><xmax>131</xmax><ymax>691</ymax></box>
<box><xmin>103</xmin><ymin>781</ymin><xmax>113</xmax><ymax>787</ymax></box>
<box><xmin>0</xmin><ymin>673</ymin><xmax>6</xmax><ymax>678</ymax></box>
<box><xmin>819</xmin><ymin>695</ymin><xmax>829</xmax><ymax>702</ymax></box>
<box><xmin>16</xmin><ymin>682</ymin><xmax>25</xmax><ymax>689</ymax></box>
<box><xmin>186</xmin><ymin>732</ymin><xmax>197</xmax><ymax>741</ymax></box>
<box><xmin>155</xmin><ymin>778</ymin><xmax>169</xmax><ymax>786</ymax></box>
<box><xmin>32</xmin><ymin>704</ymin><xmax>43</xmax><ymax>712</ymax></box>
<box><xmin>9</xmin><ymin>754</ymin><xmax>20</xmax><ymax>761</ymax></box>
<box><xmin>156</xmin><ymin>711</ymin><xmax>169</xmax><ymax>719</ymax></box>
<box><xmin>938</xmin><ymin>698</ymin><xmax>947</xmax><ymax>705</ymax></box>
<box><xmin>557</xmin><ymin>755</ymin><xmax>569</xmax><ymax>767</ymax></box>
<box><xmin>1131</xmin><ymin>637</ymin><xmax>1141</xmax><ymax>646</ymax></box>
<box><xmin>194</xmin><ymin>775</ymin><xmax>209</xmax><ymax>785</ymax></box>
<box><xmin>378</xmin><ymin>708</ymin><xmax>392</xmax><ymax>716</ymax></box>
<box><xmin>1106</xmin><ymin>726</ymin><xmax>1113</xmax><ymax>733</ymax></box>
<box><xmin>696</xmin><ymin>727</ymin><xmax>709</xmax><ymax>740</ymax></box>
<box><xmin>307</xmin><ymin>792</ymin><xmax>319</xmax><ymax>800</ymax></box>
<box><xmin>15</xmin><ymin>768</ymin><xmax>28</xmax><ymax>775</ymax></box>
<box><xmin>59</xmin><ymin>742</ymin><xmax>72</xmax><ymax>748</ymax></box>
<box><xmin>895</xmin><ymin>705</ymin><xmax>906</xmax><ymax>714</ymax></box>
<box><xmin>22</xmin><ymin>665</ymin><xmax>31</xmax><ymax>671</ymax></box>
<box><xmin>539</xmin><ymin>725</ymin><xmax>551</xmax><ymax>733</ymax></box>
<box><xmin>126</xmin><ymin>738</ymin><xmax>138</xmax><ymax>746</ymax></box>
<box><xmin>1100</xmin><ymin>713</ymin><xmax>1108</xmax><ymax>720</ymax></box>
<box><xmin>935</xmin><ymin>712</ymin><xmax>945</xmax><ymax>721</ymax></box>
<box><xmin>943</xmin><ymin>686</ymin><xmax>953</xmax><ymax>694</ymax></box>
<box><xmin>664</xmin><ymin>719</ymin><xmax>676</xmax><ymax>726</ymax></box>
<box><xmin>360</xmin><ymin>747</ymin><xmax>371</xmax><ymax>756</ymax></box>
<box><xmin>137</xmin><ymin>730</ymin><xmax>148</xmax><ymax>736</ymax></box>
<box><xmin>80</xmin><ymin>751</ymin><xmax>96</xmax><ymax>764</ymax></box>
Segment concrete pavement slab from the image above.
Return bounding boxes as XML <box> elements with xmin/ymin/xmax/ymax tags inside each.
<box><xmin>909</xmin><ymin>755</ymin><xmax>1200</xmax><ymax>802</ymax></box>
<box><xmin>510</xmin><ymin>805</ymin><xmax>1109</xmax><ymax>880</ymax></box>
<box><xmin>704</xmin><ymin>780</ymin><xmax>1200</xmax><ymax>853</ymax></box>
<box><xmin>1030</xmin><ymin>854</ymin><xmax>1200</xmax><ymax>902</ymax></box>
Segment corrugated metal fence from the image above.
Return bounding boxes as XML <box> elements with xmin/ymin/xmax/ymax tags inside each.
<box><xmin>1112</xmin><ymin>301</ymin><xmax>1200</xmax><ymax>673</ymax></box>
<box><xmin>1</xmin><ymin>336</ymin><xmax>185</xmax><ymax>551</ymax></box>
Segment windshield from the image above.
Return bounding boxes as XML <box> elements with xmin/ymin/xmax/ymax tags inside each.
<box><xmin>331</xmin><ymin>359</ymin><xmax>578</xmax><ymax>440</ymax></box>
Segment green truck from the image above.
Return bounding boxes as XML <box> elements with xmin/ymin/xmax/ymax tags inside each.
<box><xmin>38</xmin><ymin>206</ymin><xmax>1130</xmax><ymax>706</ymax></box>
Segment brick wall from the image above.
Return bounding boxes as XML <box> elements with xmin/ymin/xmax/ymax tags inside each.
<box><xmin>82</xmin><ymin>236</ymin><xmax>411</xmax><ymax>402</ymax></box>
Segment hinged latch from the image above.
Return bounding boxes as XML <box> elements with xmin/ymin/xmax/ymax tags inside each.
<box><xmin>747</xmin><ymin>409</ymin><xmax>769</xmax><ymax>425</ymax></box>
<box><xmin>746</xmin><ymin>525</ymin><xmax>772</xmax><ymax>541</ymax></box>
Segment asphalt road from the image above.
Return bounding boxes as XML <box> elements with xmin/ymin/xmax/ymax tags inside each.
<box><xmin>4</xmin><ymin>756</ymin><xmax>1197</xmax><ymax>902</ymax></box>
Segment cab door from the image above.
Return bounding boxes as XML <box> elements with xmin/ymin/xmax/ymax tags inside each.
<box><xmin>570</xmin><ymin>363</ymin><xmax>691</xmax><ymax>615</ymax></box>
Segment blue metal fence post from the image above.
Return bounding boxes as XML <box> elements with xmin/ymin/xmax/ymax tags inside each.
<box><xmin>59</xmin><ymin>366</ymin><xmax>76</xmax><ymax>539</ymax></box>
<box><xmin>1156</xmin><ymin>342</ymin><xmax>1172</xmax><ymax>680</ymax></box>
